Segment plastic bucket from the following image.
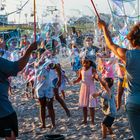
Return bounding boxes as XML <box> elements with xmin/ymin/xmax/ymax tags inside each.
<box><xmin>44</xmin><ymin>134</ymin><xmax>65</xmax><ymax>140</ymax></box>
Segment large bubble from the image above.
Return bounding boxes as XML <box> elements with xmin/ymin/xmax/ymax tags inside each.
<box><xmin>6</xmin><ymin>37</ymin><xmax>19</xmax><ymax>51</ymax></box>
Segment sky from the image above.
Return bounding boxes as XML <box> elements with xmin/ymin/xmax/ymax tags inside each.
<box><xmin>0</xmin><ymin>0</ymin><xmax>137</xmax><ymax>24</ymax></box>
<box><xmin>0</xmin><ymin>0</ymin><xmax>111</xmax><ymax>23</ymax></box>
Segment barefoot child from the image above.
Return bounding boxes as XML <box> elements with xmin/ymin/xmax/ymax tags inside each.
<box><xmin>58</xmin><ymin>63</ymin><xmax>71</xmax><ymax>99</ymax></box>
<box><xmin>72</xmin><ymin>55</ymin><xmax>97</xmax><ymax>125</ymax></box>
<box><xmin>49</xmin><ymin>62</ymin><xmax>71</xmax><ymax>117</ymax></box>
<box><xmin>93</xmin><ymin>75</ymin><xmax>116</xmax><ymax>139</ymax></box>
<box><xmin>35</xmin><ymin>61</ymin><xmax>55</xmax><ymax>128</ymax></box>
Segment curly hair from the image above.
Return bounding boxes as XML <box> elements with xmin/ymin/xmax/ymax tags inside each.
<box><xmin>127</xmin><ymin>23</ymin><xmax>140</xmax><ymax>47</ymax></box>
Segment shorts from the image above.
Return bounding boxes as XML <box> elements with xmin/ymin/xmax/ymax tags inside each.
<box><xmin>118</xmin><ymin>77</ymin><xmax>124</xmax><ymax>83</ymax></box>
<box><xmin>103</xmin><ymin>115</ymin><xmax>114</xmax><ymax>127</ymax></box>
<box><xmin>36</xmin><ymin>87</ymin><xmax>54</xmax><ymax>99</ymax></box>
<box><xmin>0</xmin><ymin>112</ymin><xmax>18</xmax><ymax>137</ymax></box>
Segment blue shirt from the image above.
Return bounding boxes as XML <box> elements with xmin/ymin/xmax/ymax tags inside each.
<box><xmin>0</xmin><ymin>57</ymin><xmax>19</xmax><ymax>118</ymax></box>
<box><xmin>126</xmin><ymin>50</ymin><xmax>140</xmax><ymax>104</ymax></box>
<box><xmin>35</xmin><ymin>67</ymin><xmax>54</xmax><ymax>98</ymax></box>
<box><xmin>100</xmin><ymin>90</ymin><xmax>116</xmax><ymax>117</ymax></box>
<box><xmin>35</xmin><ymin>68</ymin><xmax>49</xmax><ymax>89</ymax></box>
<box><xmin>81</xmin><ymin>46</ymin><xmax>99</xmax><ymax>62</ymax></box>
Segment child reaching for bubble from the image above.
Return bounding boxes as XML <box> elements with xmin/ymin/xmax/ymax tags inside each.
<box><xmin>93</xmin><ymin>73</ymin><xmax>116</xmax><ymax>139</ymax></box>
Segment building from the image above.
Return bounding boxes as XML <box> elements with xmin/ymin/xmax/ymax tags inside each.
<box><xmin>0</xmin><ymin>15</ymin><xmax>8</xmax><ymax>25</ymax></box>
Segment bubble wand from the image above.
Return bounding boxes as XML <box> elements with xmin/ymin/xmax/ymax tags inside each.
<box><xmin>34</xmin><ymin>0</ymin><xmax>36</xmax><ymax>41</ymax></box>
<box><xmin>90</xmin><ymin>0</ymin><xmax>100</xmax><ymax>20</ymax></box>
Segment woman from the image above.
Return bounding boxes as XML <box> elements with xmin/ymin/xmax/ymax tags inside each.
<box><xmin>98</xmin><ymin>19</ymin><xmax>140</xmax><ymax>140</ymax></box>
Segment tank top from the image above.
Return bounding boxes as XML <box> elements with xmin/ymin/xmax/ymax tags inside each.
<box><xmin>126</xmin><ymin>50</ymin><xmax>140</xmax><ymax>104</ymax></box>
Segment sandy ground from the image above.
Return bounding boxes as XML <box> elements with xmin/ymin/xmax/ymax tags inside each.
<box><xmin>0</xmin><ymin>57</ymin><xmax>132</xmax><ymax>140</ymax></box>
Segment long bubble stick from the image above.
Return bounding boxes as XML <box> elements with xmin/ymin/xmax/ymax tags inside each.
<box><xmin>90</xmin><ymin>0</ymin><xmax>100</xmax><ymax>19</ymax></box>
<box><xmin>34</xmin><ymin>0</ymin><xmax>36</xmax><ymax>42</ymax></box>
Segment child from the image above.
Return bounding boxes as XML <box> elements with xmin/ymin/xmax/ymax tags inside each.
<box><xmin>49</xmin><ymin>62</ymin><xmax>71</xmax><ymax>117</ymax></box>
<box><xmin>58</xmin><ymin>63</ymin><xmax>70</xmax><ymax>99</ymax></box>
<box><xmin>24</xmin><ymin>81</ymin><xmax>33</xmax><ymax>98</ymax></box>
<box><xmin>93</xmin><ymin>75</ymin><xmax>116</xmax><ymax>139</ymax></box>
<box><xmin>70</xmin><ymin>42</ymin><xmax>81</xmax><ymax>75</ymax></box>
<box><xmin>35</xmin><ymin>62</ymin><xmax>55</xmax><ymax>129</ymax></box>
<box><xmin>24</xmin><ymin>51</ymin><xmax>37</xmax><ymax>98</ymax></box>
<box><xmin>72</xmin><ymin>55</ymin><xmax>97</xmax><ymax>125</ymax></box>
<box><xmin>99</xmin><ymin>57</ymin><xmax>116</xmax><ymax>81</ymax></box>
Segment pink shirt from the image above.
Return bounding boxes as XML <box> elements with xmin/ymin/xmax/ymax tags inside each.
<box><xmin>102</xmin><ymin>61</ymin><xmax>114</xmax><ymax>79</ymax></box>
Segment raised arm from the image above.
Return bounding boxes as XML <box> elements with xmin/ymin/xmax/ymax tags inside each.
<box><xmin>18</xmin><ymin>42</ymin><xmax>37</xmax><ymax>71</ymax></box>
<box><xmin>98</xmin><ymin>20</ymin><xmax>127</xmax><ymax>63</ymax></box>
<box><xmin>94</xmin><ymin>73</ymin><xmax>111</xmax><ymax>97</ymax></box>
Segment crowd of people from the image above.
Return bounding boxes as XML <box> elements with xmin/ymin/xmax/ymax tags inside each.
<box><xmin>0</xmin><ymin>19</ymin><xmax>140</xmax><ymax>140</ymax></box>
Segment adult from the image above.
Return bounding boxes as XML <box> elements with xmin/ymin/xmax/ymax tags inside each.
<box><xmin>116</xmin><ymin>60</ymin><xmax>125</xmax><ymax>111</ymax></box>
<box><xmin>98</xmin><ymin>19</ymin><xmax>140</xmax><ymax>140</ymax></box>
<box><xmin>81</xmin><ymin>36</ymin><xmax>100</xmax><ymax>69</ymax></box>
<box><xmin>0</xmin><ymin>42</ymin><xmax>37</xmax><ymax>140</ymax></box>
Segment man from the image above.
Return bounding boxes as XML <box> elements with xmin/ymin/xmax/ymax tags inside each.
<box><xmin>0</xmin><ymin>42</ymin><xmax>37</xmax><ymax>140</ymax></box>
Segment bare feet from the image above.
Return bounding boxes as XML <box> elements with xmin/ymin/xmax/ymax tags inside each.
<box><xmin>40</xmin><ymin>125</ymin><xmax>46</xmax><ymax>129</ymax></box>
<box><xmin>46</xmin><ymin>125</ymin><xmax>56</xmax><ymax>130</ymax></box>
<box><xmin>51</xmin><ymin>125</ymin><xmax>56</xmax><ymax>130</ymax></box>
<box><xmin>91</xmin><ymin>121</ymin><xmax>94</xmax><ymax>125</ymax></box>
<box><xmin>80</xmin><ymin>120</ymin><xmax>87</xmax><ymax>125</ymax></box>
<box><xmin>66</xmin><ymin>110</ymin><xmax>71</xmax><ymax>117</ymax></box>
